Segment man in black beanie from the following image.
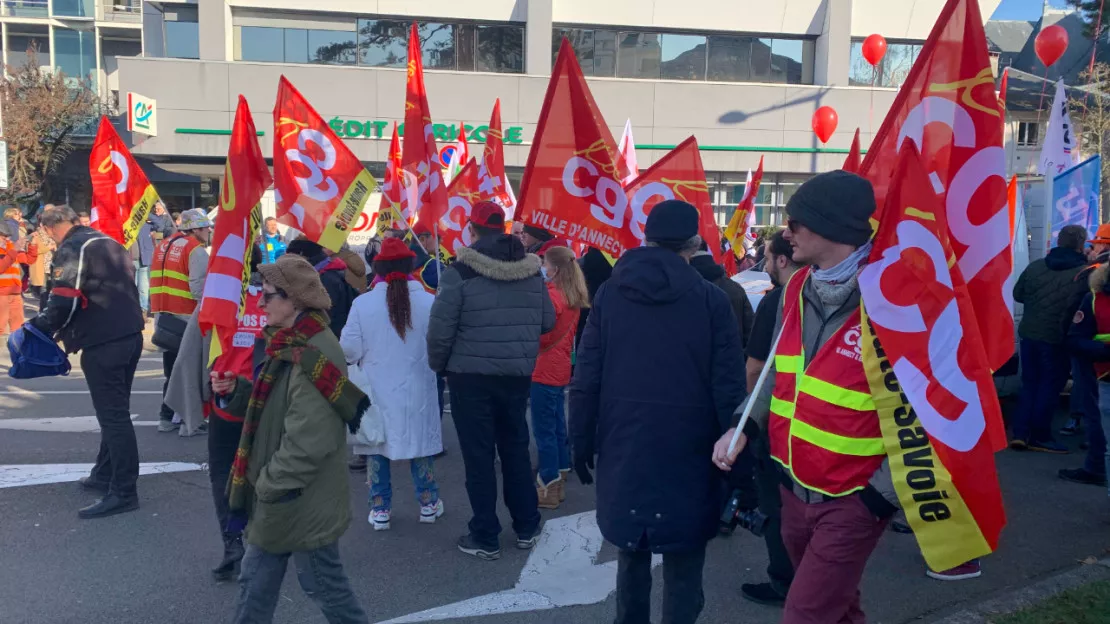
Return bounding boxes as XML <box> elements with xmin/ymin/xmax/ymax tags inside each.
<box><xmin>713</xmin><ymin>170</ymin><xmax>900</xmax><ymax>623</ymax></box>
<box><xmin>286</xmin><ymin>239</ymin><xmax>358</xmax><ymax>337</ymax></box>
<box><xmin>571</xmin><ymin>199</ymin><xmax>746</xmax><ymax>624</ymax></box>
<box><xmin>520</xmin><ymin>224</ymin><xmax>554</xmax><ymax>254</ymax></box>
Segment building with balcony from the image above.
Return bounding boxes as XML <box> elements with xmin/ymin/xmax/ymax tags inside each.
<box><xmin>113</xmin><ymin>0</ymin><xmax>1010</xmax><ymax>223</ymax></box>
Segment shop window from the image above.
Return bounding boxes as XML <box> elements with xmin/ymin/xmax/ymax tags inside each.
<box><xmin>617</xmin><ymin>32</ymin><xmax>661</xmax><ymax>79</ymax></box>
<box><xmin>660</xmin><ymin>34</ymin><xmax>706</xmax><ymax>81</ymax></box>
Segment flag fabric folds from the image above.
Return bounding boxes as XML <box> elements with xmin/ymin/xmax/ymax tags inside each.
<box><xmin>376</xmin><ymin>122</ymin><xmax>407</xmax><ymax>235</ymax></box>
<box><xmin>445</xmin><ymin>122</ymin><xmax>469</xmax><ymax>186</ymax></box>
<box><xmin>403</xmin><ymin>22</ymin><xmax>449</xmax><ymax>230</ymax></box>
<box><xmin>439</xmin><ymin>159</ymin><xmax>481</xmax><ymax>258</ymax></box>
<box><xmin>843</xmin><ymin>129</ymin><xmax>862</xmax><ymax>173</ymax></box>
<box><xmin>618</xmin><ymin>119</ymin><xmax>640</xmax><ymax>187</ymax></box>
<box><xmin>89</xmin><ymin>116</ymin><xmax>160</xmax><ymax>248</ymax></box>
<box><xmin>477</xmin><ymin>99</ymin><xmax>518</xmax><ymax>220</ymax></box>
<box><xmin>1039</xmin><ymin>79</ymin><xmax>1080</xmax><ymax>177</ymax></box>
<box><xmin>724</xmin><ymin>156</ymin><xmax>764</xmax><ymax>260</ymax></box>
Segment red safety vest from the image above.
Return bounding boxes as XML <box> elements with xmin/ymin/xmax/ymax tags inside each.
<box><xmin>768</xmin><ymin>266</ymin><xmax>886</xmax><ymax>497</ymax></box>
<box><xmin>1092</xmin><ymin>292</ymin><xmax>1110</xmax><ymax>380</ymax></box>
<box><xmin>150</xmin><ymin>235</ymin><xmax>201</xmax><ymax>315</ymax></box>
<box><xmin>209</xmin><ymin>288</ymin><xmax>265</xmax><ymax>423</ymax></box>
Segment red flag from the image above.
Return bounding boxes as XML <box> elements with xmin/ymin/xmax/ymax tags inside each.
<box><xmin>273</xmin><ymin>76</ymin><xmax>376</xmax><ymax>251</ymax></box>
<box><xmin>843</xmin><ymin>128</ymin><xmax>862</xmax><ymax>173</ymax></box>
<box><xmin>859</xmin><ymin>141</ymin><xmax>1005</xmax><ymax>571</ymax></box>
<box><xmin>438</xmin><ymin>159</ymin><xmax>481</xmax><ymax>258</ymax></box>
<box><xmin>622</xmin><ymin>137</ymin><xmax>723</xmax><ymax>263</ymax></box>
<box><xmin>200</xmin><ymin>95</ymin><xmax>273</xmax><ymax>365</ymax></box>
<box><xmin>859</xmin><ymin>0</ymin><xmax>1012</xmax><ymax>375</ymax></box>
<box><xmin>724</xmin><ymin>157</ymin><xmax>764</xmax><ymax>259</ymax></box>
<box><xmin>88</xmin><ymin>116</ymin><xmax>160</xmax><ymax>248</ymax></box>
<box><xmin>375</xmin><ymin>122</ymin><xmax>405</xmax><ymax>234</ymax></box>
<box><xmin>403</xmin><ymin>22</ymin><xmax>449</xmax><ymax>230</ymax></box>
<box><xmin>998</xmin><ymin>67</ymin><xmax>1008</xmax><ymax>120</ymax></box>
<box><xmin>1007</xmin><ymin>175</ymin><xmax>1018</xmax><ymax>241</ymax></box>
<box><xmin>477</xmin><ymin>99</ymin><xmax>518</xmax><ymax>220</ymax></box>
<box><xmin>517</xmin><ymin>38</ymin><xmax>629</xmax><ymax>256</ymax></box>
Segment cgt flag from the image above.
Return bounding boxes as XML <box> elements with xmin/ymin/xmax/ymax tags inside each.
<box><xmin>477</xmin><ymin>99</ymin><xmax>517</xmax><ymax>220</ymax></box>
<box><xmin>375</xmin><ymin>122</ymin><xmax>407</xmax><ymax>235</ymax></box>
<box><xmin>517</xmin><ymin>38</ymin><xmax>630</xmax><ymax>257</ymax></box>
<box><xmin>273</xmin><ymin>75</ymin><xmax>377</xmax><ymax>251</ymax></box>
<box><xmin>724</xmin><ymin>156</ymin><xmax>763</xmax><ymax>260</ymax></box>
<box><xmin>618</xmin><ymin>119</ymin><xmax>640</xmax><ymax>187</ymax></box>
<box><xmin>859</xmin><ymin>0</ymin><xmax>1014</xmax><ymax>383</ymax></box>
<box><xmin>438</xmin><ymin>159</ymin><xmax>481</xmax><ymax>258</ymax></box>
<box><xmin>89</xmin><ymin>116</ymin><xmax>160</xmax><ymax>248</ymax></box>
<box><xmin>843</xmin><ymin>128</ymin><xmax>862</xmax><ymax>173</ymax></box>
<box><xmin>200</xmin><ymin>95</ymin><xmax>272</xmax><ymax>366</ymax></box>
<box><xmin>403</xmin><ymin>22</ymin><xmax>449</xmax><ymax>230</ymax></box>
<box><xmin>859</xmin><ymin>142</ymin><xmax>1006</xmax><ymax>572</ymax></box>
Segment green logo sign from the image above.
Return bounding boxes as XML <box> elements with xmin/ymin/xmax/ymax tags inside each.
<box><xmin>327</xmin><ymin>119</ymin><xmax>524</xmax><ymax>144</ymax></box>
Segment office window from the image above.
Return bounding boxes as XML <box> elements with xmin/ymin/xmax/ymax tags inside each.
<box><xmin>660</xmin><ymin>34</ymin><xmax>706</xmax><ymax>81</ymax></box>
<box><xmin>420</xmin><ymin>22</ymin><xmax>455</xmax><ymax>69</ymax></box>
<box><xmin>165</xmin><ymin>19</ymin><xmax>199</xmax><ymax>59</ymax></box>
<box><xmin>771</xmin><ymin>38</ymin><xmax>804</xmax><ymax>84</ymax></box>
<box><xmin>54</xmin><ymin>27</ymin><xmax>97</xmax><ymax>86</ymax></box>
<box><xmin>285</xmin><ymin>29</ymin><xmax>308</xmax><ymax>64</ymax></box>
<box><xmin>750</xmin><ymin>38</ymin><xmax>772</xmax><ymax>82</ymax></box>
<box><xmin>552</xmin><ymin>27</ymin><xmax>617</xmax><ymax>76</ymax></box>
<box><xmin>707</xmin><ymin>35</ymin><xmax>752</xmax><ymax>82</ymax></box>
<box><xmin>475</xmin><ymin>24</ymin><xmax>523</xmax><ymax>73</ymax></box>
<box><xmin>617</xmin><ymin>32</ymin><xmax>661</xmax><ymax>79</ymax></box>
<box><xmin>357</xmin><ymin>19</ymin><xmax>407</xmax><ymax>67</ymax></box>
<box><xmin>308</xmin><ymin>29</ymin><xmax>356</xmax><ymax>65</ymax></box>
<box><xmin>238</xmin><ymin>26</ymin><xmax>285</xmax><ymax>63</ymax></box>
<box><xmin>52</xmin><ymin>0</ymin><xmax>93</xmax><ymax>18</ymax></box>
<box><xmin>849</xmin><ymin>39</ymin><xmax>922</xmax><ymax>87</ymax></box>
<box><xmin>6</xmin><ymin>32</ymin><xmax>49</xmax><ymax>71</ymax></box>
<box><xmin>1018</xmin><ymin>121</ymin><xmax>1041</xmax><ymax>146</ymax></box>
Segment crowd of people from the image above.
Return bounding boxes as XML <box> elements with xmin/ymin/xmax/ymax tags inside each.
<box><xmin>11</xmin><ymin>168</ymin><xmax>1107</xmax><ymax>624</ymax></box>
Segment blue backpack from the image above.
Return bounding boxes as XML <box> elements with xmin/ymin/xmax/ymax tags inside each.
<box><xmin>8</xmin><ymin>324</ymin><xmax>70</xmax><ymax>379</ymax></box>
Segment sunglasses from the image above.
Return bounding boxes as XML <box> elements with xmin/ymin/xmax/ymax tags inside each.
<box><xmin>786</xmin><ymin>218</ymin><xmax>802</xmax><ymax>233</ymax></box>
<box><xmin>261</xmin><ymin>289</ymin><xmax>286</xmax><ymax>304</ymax></box>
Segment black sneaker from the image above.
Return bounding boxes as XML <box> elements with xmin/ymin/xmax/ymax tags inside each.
<box><xmin>741</xmin><ymin>582</ymin><xmax>787</xmax><ymax>607</ymax></box>
<box><xmin>1060</xmin><ymin>417</ymin><xmax>1081</xmax><ymax>436</ymax></box>
<box><xmin>457</xmin><ymin>535</ymin><xmax>500</xmax><ymax>561</ymax></box>
<box><xmin>516</xmin><ymin>525</ymin><xmax>542</xmax><ymax>550</ymax></box>
<box><xmin>1058</xmin><ymin>468</ymin><xmax>1108</xmax><ymax>486</ymax></box>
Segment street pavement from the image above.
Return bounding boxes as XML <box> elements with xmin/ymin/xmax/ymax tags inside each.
<box><xmin>0</xmin><ymin>318</ymin><xmax>1108</xmax><ymax>623</ymax></box>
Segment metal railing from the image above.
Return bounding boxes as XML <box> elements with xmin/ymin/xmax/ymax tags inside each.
<box><xmin>1</xmin><ymin>0</ymin><xmax>49</xmax><ymax>18</ymax></box>
<box><xmin>99</xmin><ymin>0</ymin><xmax>141</xmax><ymax>22</ymax></box>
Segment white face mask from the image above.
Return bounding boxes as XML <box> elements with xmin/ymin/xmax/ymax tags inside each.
<box><xmin>540</xmin><ymin>266</ymin><xmax>550</xmax><ymax>282</ymax></box>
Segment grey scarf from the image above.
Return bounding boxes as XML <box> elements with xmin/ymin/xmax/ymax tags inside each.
<box><xmin>811</xmin><ymin>242</ymin><xmax>872</xmax><ymax>314</ymax></box>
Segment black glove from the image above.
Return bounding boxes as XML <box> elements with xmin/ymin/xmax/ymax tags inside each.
<box><xmin>574</xmin><ymin>452</ymin><xmax>595</xmax><ymax>485</ymax></box>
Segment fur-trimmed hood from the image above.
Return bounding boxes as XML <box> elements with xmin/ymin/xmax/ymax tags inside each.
<box><xmin>1091</xmin><ymin>262</ymin><xmax>1110</xmax><ymax>293</ymax></box>
<box><xmin>455</xmin><ymin>237</ymin><xmax>542</xmax><ymax>282</ymax></box>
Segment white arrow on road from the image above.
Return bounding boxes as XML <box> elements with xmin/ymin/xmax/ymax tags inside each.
<box><xmin>0</xmin><ymin>462</ymin><xmax>203</xmax><ymax>489</ymax></box>
<box><xmin>0</xmin><ymin>414</ymin><xmax>148</xmax><ymax>433</ymax></box>
<box><xmin>377</xmin><ymin>511</ymin><xmax>660</xmax><ymax>623</ymax></box>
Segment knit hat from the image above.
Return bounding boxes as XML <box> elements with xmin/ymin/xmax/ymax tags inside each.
<box><xmin>785</xmin><ymin>170</ymin><xmax>876</xmax><ymax>247</ymax></box>
<box><xmin>470</xmin><ymin>201</ymin><xmax>505</xmax><ymax>229</ymax></box>
<box><xmin>377</xmin><ymin>237</ymin><xmax>415</xmax><ymax>262</ymax></box>
<box><xmin>1091</xmin><ymin>224</ymin><xmax>1110</xmax><ymax>245</ymax></box>
<box><xmin>645</xmin><ymin>200</ymin><xmax>699</xmax><ymax>246</ymax></box>
<box><xmin>286</xmin><ymin>238</ymin><xmax>327</xmax><ymax>263</ymax></box>
<box><xmin>257</xmin><ymin>254</ymin><xmax>332</xmax><ymax>311</ymax></box>
<box><xmin>537</xmin><ymin>238</ymin><xmax>567</xmax><ymax>257</ymax></box>
<box><xmin>178</xmin><ymin>208</ymin><xmax>213</xmax><ymax>231</ymax></box>
<box><xmin>522</xmin><ymin>224</ymin><xmax>554</xmax><ymax>242</ymax></box>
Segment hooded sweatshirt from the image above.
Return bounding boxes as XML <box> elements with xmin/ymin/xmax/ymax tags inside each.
<box><xmin>1014</xmin><ymin>247</ymin><xmax>1089</xmax><ymax>344</ymax></box>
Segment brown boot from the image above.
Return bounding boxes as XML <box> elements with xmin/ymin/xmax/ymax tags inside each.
<box><xmin>558</xmin><ymin>469</ymin><xmax>571</xmax><ymax>501</ymax></box>
<box><xmin>537</xmin><ymin>475</ymin><xmax>561</xmax><ymax>510</ymax></box>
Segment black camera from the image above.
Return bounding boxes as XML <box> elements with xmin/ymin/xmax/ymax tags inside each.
<box><xmin>719</xmin><ymin>488</ymin><xmax>768</xmax><ymax>537</ymax></box>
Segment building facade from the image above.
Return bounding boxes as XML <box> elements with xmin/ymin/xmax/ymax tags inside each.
<box><xmin>116</xmin><ymin>0</ymin><xmax>1004</xmax><ymax>224</ymax></box>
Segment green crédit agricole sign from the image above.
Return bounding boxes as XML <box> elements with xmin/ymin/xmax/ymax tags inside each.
<box><xmin>327</xmin><ymin>119</ymin><xmax>525</xmax><ymax>144</ymax></box>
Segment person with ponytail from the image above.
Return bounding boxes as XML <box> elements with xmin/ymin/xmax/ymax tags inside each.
<box><xmin>340</xmin><ymin>238</ymin><xmax>444</xmax><ymax>531</ymax></box>
<box><xmin>531</xmin><ymin>244</ymin><xmax>589</xmax><ymax>509</ymax></box>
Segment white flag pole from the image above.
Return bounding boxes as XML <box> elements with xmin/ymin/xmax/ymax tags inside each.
<box><xmin>727</xmin><ymin>327</ymin><xmax>784</xmax><ymax>456</ymax></box>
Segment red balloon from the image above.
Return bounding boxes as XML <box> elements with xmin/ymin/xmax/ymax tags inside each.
<box><xmin>1035</xmin><ymin>24</ymin><xmax>1069</xmax><ymax>67</ymax></box>
<box><xmin>862</xmin><ymin>34</ymin><xmax>887</xmax><ymax>67</ymax></box>
<box><xmin>812</xmin><ymin>106</ymin><xmax>838</xmax><ymax>144</ymax></box>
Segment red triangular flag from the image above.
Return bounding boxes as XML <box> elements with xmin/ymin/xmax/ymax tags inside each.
<box><xmin>842</xmin><ymin>128</ymin><xmax>862</xmax><ymax>173</ymax></box>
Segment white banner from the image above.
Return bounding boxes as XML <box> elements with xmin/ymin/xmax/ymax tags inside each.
<box><xmin>1038</xmin><ymin>79</ymin><xmax>1079</xmax><ymax>176</ymax></box>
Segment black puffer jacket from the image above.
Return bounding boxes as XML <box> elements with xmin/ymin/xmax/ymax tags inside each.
<box><xmin>690</xmin><ymin>251</ymin><xmax>755</xmax><ymax>351</ymax></box>
<box><xmin>1014</xmin><ymin>246</ymin><xmax>1089</xmax><ymax>344</ymax></box>
<box><xmin>427</xmin><ymin>233</ymin><xmax>555</xmax><ymax>377</ymax></box>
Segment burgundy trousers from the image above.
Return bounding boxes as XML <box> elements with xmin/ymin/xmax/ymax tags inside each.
<box><xmin>779</xmin><ymin>486</ymin><xmax>889</xmax><ymax>624</ymax></box>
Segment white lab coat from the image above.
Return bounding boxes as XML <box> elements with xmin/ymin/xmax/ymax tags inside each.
<box><xmin>340</xmin><ymin>280</ymin><xmax>442</xmax><ymax>460</ymax></box>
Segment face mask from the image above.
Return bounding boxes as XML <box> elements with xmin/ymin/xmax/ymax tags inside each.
<box><xmin>540</xmin><ymin>266</ymin><xmax>550</xmax><ymax>281</ymax></box>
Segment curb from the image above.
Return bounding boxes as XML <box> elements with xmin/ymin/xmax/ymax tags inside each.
<box><xmin>928</xmin><ymin>558</ymin><xmax>1110</xmax><ymax>623</ymax></box>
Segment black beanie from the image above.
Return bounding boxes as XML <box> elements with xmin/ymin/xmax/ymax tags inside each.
<box><xmin>286</xmin><ymin>238</ymin><xmax>327</xmax><ymax>264</ymax></box>
<box><xmin>645</xmin><ymin>200</ymin><xmax>699</xmax><ymax>246</ymax></box>
<box><xmin>522</xmin><ymin>224</ymin><xmax>554</xmax><ymax>242</ymax></box>
<box><xmin>785</xmin><ymin>170</ymin><xmax>876</xmax><ymax>247</ymax></box>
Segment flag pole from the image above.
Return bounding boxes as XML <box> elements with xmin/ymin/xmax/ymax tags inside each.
<box><xmin>727</xmin><ymin>326</ymin><xmax>783</xmax><ymax>456</ymax></box>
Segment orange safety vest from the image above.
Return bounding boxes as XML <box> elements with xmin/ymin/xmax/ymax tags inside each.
<box><xmin>209</xmin><ymin>288</ymin><xmax>265</xmax><ymax>423</ymax></box>
<box><xmin>1092</xmin><ymin>292</ymin><xmax>1110</xmax><ymax>380</ymax></box>
<box><xmin>150</xmin><ymin>235</ymin><xmax>201</xmax><ymax>315</ymax></box>
<box><xmin>768</xmin><ymin>266</ymin><xmax>885</xmax><ymax>497</ymax></box>
<box><xmin>0</xmin><ymin>240</ymin><xmax>23</xmax><ymax>294</ymax></box>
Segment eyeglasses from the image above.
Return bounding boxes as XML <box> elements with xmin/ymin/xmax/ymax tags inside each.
<box><xmin>261</xmin><ymin>289</ymin><xmax>286</xmax><ymax>304</ymax></box>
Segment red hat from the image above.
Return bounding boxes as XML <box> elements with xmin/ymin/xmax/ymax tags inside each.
<box><xmin>538</xmin><ymin>238</ymin><xmax>567</xmax><ymax>256</ymax></box>
<box><xmin>412</xmin><ymin>220</ymin><xmax>432</xmax><ymax>237</ymax></box>
<box><xmin>376</xmin><ymin>237</ymin><xmax>416</xmax><ymax>262</ymax></box>
<box><xmin>470</xmin><ymin>201</ymin><xmax>505</xmax><ymax>229</ymax></box>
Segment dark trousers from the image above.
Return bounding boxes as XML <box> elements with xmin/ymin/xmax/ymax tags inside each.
<box><xmin>160</xmin><ymin>349</ymin><xmax>178</xmax><ymax>422</ymax></box>
<box><xmin>1013</xmin><ymin>338</ymin><xmax>1070</xmax><ymax>443</ymax></box>
<box><xmin>437</xmin><ymin>374</ymin><xmax>446</xmax><ymax>419</ymax></box>
<box><xmin>1073</xmin><ymin>359</ymin><xmax>1108</xmax><ymax>475</ymax></box>
<box><xmin>82</xmin><ymin>334</ymin><xmax>143</xmax><ymax>498</ymax></box>
<box><xmin>234</xmin><ymin>542</ymin><xmax>367</xmax><ymax>624</ymax></box>
<box><xmin>752</xmin><ymin>436</ymin><xmax>794</xmax><ymax>593</ymax></box>
<box><xmin>615</xmin><ymin>542</ymin><xmax>707</xmax><ymax>624</ymax></box>
<box><xmin>448</xmin><ymin>373</ymin><xmax>540</xmax><ymax>546</ymax></box>
<box><xmin>208</xmin><ymin>413</ymin><xmax>243</xmax><ymax>535</ymax></box>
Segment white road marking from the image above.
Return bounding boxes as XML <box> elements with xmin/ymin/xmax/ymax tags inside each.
<box><xmin>0</xmin><ymin>389</ymin><xmax>162</xmax><ymax>395</ymax></box>
<box><xmin>378</xmin><ymin>511</ymin><xmax>660</xmax><ymax>623</ymax></box>
<box><xmin>0</xmin><ymin>462</ymin><xmax>203</xmax><ymax>488</ymax></box>
<box><xmin>0</xmin><ymin>414</ymin><xmax>148</xmax><ymax>433</ymax></box>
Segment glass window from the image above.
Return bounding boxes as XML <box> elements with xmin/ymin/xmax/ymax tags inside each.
<box><xmin>6</xmin><ymin>32</ymin><xmax>49</xmax><ymax>70</ymax></box>
<box><xmin>848</xmin><ymin>40</ymin><xmax>875</xmax><ymax>86</ymax></box>
<box><xmin>660</xmin><ymin>34</ymin><xmax>706</xmax><ymax>81</ymax></box>
<box><xmin>707</xmin><ymin>35</ymin><xmax>752</xmax><ymax>82</ymax></box>
<box><xmin>750</xmin><ymin>38</ymin><xmax>772</xmax><ymax>81</ymax></box>
<box><xmin>165</xmin><ymin>20</ymin><xmax>199</xmax><ymax>59</ymax></box>
<box><xmin>52</xmin><ymin>0</ymin><xmax>93</xmax><ymax>18</ymax></box>
<box><xmin>420</xmin><ymin>22</ymin><xmax>455</xmax><ymax>70</ymax></box>
<box><xmin>285</xmin><ymin>29</ymin><xmax>308</xmax><ymax>64</ymax></box>
<box><xmin>1018</xmin><ymin>122</ymin><xmax>1041</xmax><ymax>146</ymax></box>
<box><xmin>552</xmin><ymin>27</ymin><xmax>617</xmax><ymax>76</ymax></box>
<box><xmin>882</xmin><ymin>43</ymin><xmax>916</xmax><ymax>88</ymax></box>
<box><xmin>476</xmin><ymin>24</ymin><xmax>523</xmax><ymax>73</ymax></box>
<box><xmin>238</xmin><ymin>26</ymin><xmax>284</xmax><ymax>63</ymax></box>
<box><xmin>101</xmin><ymin>38</ymin><xmax>141</xmax><ymax>60</ymax></box>
<box><xmin>771</xmin><ymin>39</ymin><xmax>804</xmax><ymax>84</ymax></box>
<box><xmin>593</xmin><ymin>30</ymin><xmax>617</xmax><ymax>76</ymax></box>
<box><xmin>458</xmin><ymin>23</ymin><xmax>477</xmax><ymax>71</ymax></box>
<box><xmin>53</xmin><ymin>27</ymin><xmax>96</xmax><ymax>86</ymax></box>
<box><xmin>617</xmin><ymin>32</ymin><xmax>660</xmax><ymax>79</ymax></box>
<box><xmin>308</xmin><ymin>29</ymin><xmax>356</xmax><ymax>65</ymax></box>
<box><xmin>358</xmin><ymin>19</ymin><xmax>407</xmax><ymax>68</ymax></box>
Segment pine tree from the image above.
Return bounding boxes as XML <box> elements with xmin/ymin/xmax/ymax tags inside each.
<box><xmin>1067</xmin><ymin>0</ymin><xmax>1110</xmax><ymax>40</ymax></box>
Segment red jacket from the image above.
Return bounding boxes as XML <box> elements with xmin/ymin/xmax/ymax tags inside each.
<box><xmin>532</xmin><ymin>284</ymin><xmax>580</xmax><ymax>387</ymax></box>
<box><xmin>0</xmin><ymin>239</ymin><xmax>36</xmax><ymax>295</ymax></box>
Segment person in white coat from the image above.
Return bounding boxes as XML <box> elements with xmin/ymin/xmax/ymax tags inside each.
<box><xmin>340</xmin><ymin>238</ymin><xmax>444</xmax><ymax>531</ymax></box>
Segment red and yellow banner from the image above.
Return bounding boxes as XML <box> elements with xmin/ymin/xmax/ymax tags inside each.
<box><xmin>859</xmin><ymin>142</ymin><xmax>1005</xmax><ymax>572</ymax></box>
<box><xmin>403</xmin><ymin>22</ymin><xmax>449</xmax><ymax>230</ymax></box>
<box><xmin>438</xmin><ymin>159</ymin><xmax>480</xmax><ymax>258</ymax></box>
<box><xmin>477</xmin><ymin>98</ymin><xmax>517</xmax><ymax>220</ymax></box>
<box><xmin>860</xmin><ymin>0</ymin><xmax>1012</xmax><ymax>377</ymax></box>
<box><xmin>375</xmin><ymin>122</ymin><xmax>406</xmax><ymax>235</ymax></box>
<box><xmin>89</xmin><ymin>116</ymin><xmax>160</xmax><ymax>248</ymax></box>
<box><xmin>843</xmin><ymin>128</ymin><xmax>862</xmax><ymax>173</ymax></box>
<box><xmin>201</xmin><ymin>95</ymin><xmax>273</xmax><ymax>366</ymax></box>
<box><xmin>273</xmin><ymin>75</ymin><xmax>377</xmax><ymax>251</ymax></box>
<box><xmin>723</xmin><ymin>156</ymin><xmax>763</xmax><ymax>261</ymax></box>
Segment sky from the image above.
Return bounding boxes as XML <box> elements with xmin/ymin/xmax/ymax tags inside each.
<box><xmin>991</xmin><ymin>0</ymin><xmax>1071</xmax><ymax>20</ymax></box>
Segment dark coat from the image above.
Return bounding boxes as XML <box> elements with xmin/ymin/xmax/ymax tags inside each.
<box><xmin>690</xmin><ymin>252</ymin><xmax>755</xmax><ymax>351</ymax></box>
<box><xmin>570</xmin><ymin>246</ymin><xmax>747</xmax><ymax>552</ymax></box>
<box><xmin>1068</xmin><ymin>263</ymin><xmax>1110</xmax><ymax>362</ymax></box>
<box><xmin>576</xmin><ymin>247</ymin><xmax>614</xmax><ymax>347</ymax></box>
<box><xmin>309</xmin><ymin>254</ymin><xmax>358</xmax><ymax>339</ymax></box>
<box><xmin>1014</xmin><ymin>247</ymin><xmax>1089</xmax><ymax>344</ymax></box>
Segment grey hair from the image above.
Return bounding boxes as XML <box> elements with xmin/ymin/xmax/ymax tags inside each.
<box><xmin>647</xmin><ymin>235</ymin><xmax>703</xmax><ymax>255</ymax></box>
<box><xmin>39</xmin><ymin>205</ymin><xmax>79</xmax><ymax>228</ymax></box>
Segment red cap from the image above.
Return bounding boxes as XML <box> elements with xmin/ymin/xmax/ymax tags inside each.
<box><xmin>470</xmin><ymin>201</ymin><xmax>505</xmax><ymax>229</ymax></box>
<box><xmin>412</xmin><ymin>220</ymin><xmax>432</xmax><ymax>237</ymax></box>
<box><xmin>538</xmin><ymin>239</ymin><xmax>567</xmax><ymax>256</ymax></box>
<box><xmin>376</xmin><ymin>237</ymin><xmax>416</xmax><ymax>262</ymax></box>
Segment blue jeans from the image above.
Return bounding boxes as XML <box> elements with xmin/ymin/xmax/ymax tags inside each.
<box><xmin>233</xmin><ymin>542</ymin><xmax>367</xmax><ymax>624</ymax></box>
<box><xmin>530</xmin><ymin>382</ymin><xmax>570</xmax><ymax>484</ymax></box>
<box><xmin>133</xmin><ymin>261</ymin><xmax>150</xmax><ymax>313</ymax></box>
<box><xmin>1077</xmin><ymin>361</ymin><xmax>1107</xmax><ymax>476</ymax></box>
<box><xmin>1013</xmin><ymin>338</ymin><xmax>1070</xmax><ymax>443</ymax></box>
<box><xmin>368</xmin><ymin>454</ymin><xmax>439</xmax><ymax>512</ymax></box>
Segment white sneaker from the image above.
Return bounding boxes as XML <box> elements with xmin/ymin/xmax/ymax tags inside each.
<box><xmin>369</xmin><ymin>509</ymin><xmax>391</xmax><ymax>531</ymax></box>
<box><xmin>419</xmin><ymin>499</ymin><xmax>445</xmax><ymax>524</ymax></box>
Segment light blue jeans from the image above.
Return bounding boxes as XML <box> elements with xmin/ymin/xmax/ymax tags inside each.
<box><xmin>133</xmin><ymin>261</ymin><xmax>150</xmax><ymax>313</ymax></box>
<box><xmin>368</xmin><ymin>454</ymin><xmax>439</xmax><ymax>512</ymax></box>
<box><xmin>1099</xmin><ymin>383</ymin><xmax>1110</xmax><ymax>499</ymax></box>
